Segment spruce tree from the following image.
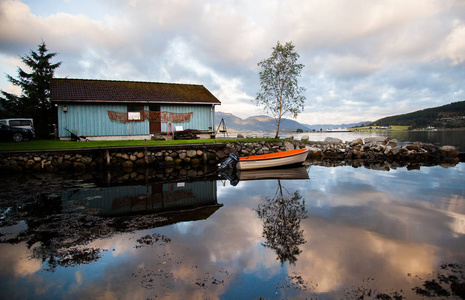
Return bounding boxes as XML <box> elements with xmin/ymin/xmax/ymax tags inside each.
<box><xmin>1</xmin><ymin>42</ymin><xmax>61</xmax><ymax>138</ymax></box>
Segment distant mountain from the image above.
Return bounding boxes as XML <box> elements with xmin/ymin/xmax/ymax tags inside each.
<box><xmin>371</xmin><ymin>101</ymin><xmax>465</xmax><ymax>128</ymax></box>
<box><xmin>215</xmin><ymin>112</ymin><xmax>310</xmax><ymax>132</ymax></box>
<box><xmin>215</xmin><ymin>111</ymin><xmax>370</xmax><ymax>132</ymax></box>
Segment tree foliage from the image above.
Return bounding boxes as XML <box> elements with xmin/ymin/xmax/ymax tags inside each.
<box><xmin>255</xmin><ymin>41</ymin><xmax>306</xmax><ymax>138</ymax></box>
<box><xmin>1</xmin><ymin>42</ymin><xmax>61</xmax><ymax>138</ymax></box>
<box><xmin>371</xmin><ymin>101</ymin><xmax>465</xmax><ymax>129</ymax></box>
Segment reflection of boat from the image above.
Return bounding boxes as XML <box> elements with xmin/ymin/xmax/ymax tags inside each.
<box><xmin>236</xmin><ymin>148</ymin><xmax>309</xmax><ymax>170</ymax></box>
<box><xmin>238</xmin><ymin>166</ymin><xmax>309</xmax><ymax>181</ymax></box>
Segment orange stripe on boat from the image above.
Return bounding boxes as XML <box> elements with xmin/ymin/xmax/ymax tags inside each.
<box><xmin>239</xmin><ymin>148</ymin><xmax>309</xmax><ymax>161</ymax></box>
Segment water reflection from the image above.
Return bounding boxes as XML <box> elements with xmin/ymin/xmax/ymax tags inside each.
<box><xmin>255</xmin><ymin>180</ymin><xmax>307</xmax><ymax>265</ymax></box>
<box><xmin>0</xmin><ymin>173</ymin><xmax>222</xmax><ymax>272</ymax></box>
<box><xmin>0</xmin><ymin>163</ymin><xmax>464</xmax><ymax>299</ymax></box>
<box><xmin>62</xmin><ymin>180</ymin><xmax>219</xmax><ymax>217</ymax></box>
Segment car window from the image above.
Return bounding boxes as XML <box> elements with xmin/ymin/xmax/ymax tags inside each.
<box><xmin>10</xmin><ymin>120</ymin><xmax>21</xmax><ymax>126</ymax></box>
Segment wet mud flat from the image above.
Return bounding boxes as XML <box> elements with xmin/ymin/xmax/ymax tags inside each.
<box><xmin>0</xmin><ymin>164</ymin><xmax>465</xmax><ymax>299</ymax></box>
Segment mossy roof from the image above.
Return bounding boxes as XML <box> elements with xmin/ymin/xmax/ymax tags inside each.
<box><xmin>50</xmin><ymin>78</ymin><xmax>221</xmax><ymax>105</ymax></box>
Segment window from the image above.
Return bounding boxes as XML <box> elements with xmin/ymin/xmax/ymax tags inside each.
<box><xmin>10</xmin><ymin>120</ymin><xmax>32</xmax><ymax>126</ymax></box>
<box><xmin>127</xmin><ymin>105</ymin><xmax>144</xmax><ymax>121</ymax></box>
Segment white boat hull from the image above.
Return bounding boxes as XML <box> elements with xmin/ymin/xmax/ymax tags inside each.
<box><xmin>236</xmin><ymin>149</ymin><xmax>309</xmax><ymax>170</ymax></box>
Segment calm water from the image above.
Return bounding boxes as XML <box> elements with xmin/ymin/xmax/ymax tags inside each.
<box><xmin>1</xmin><ymin>162</ymin><xmax>464</xmax><ymax>299</ymax></box>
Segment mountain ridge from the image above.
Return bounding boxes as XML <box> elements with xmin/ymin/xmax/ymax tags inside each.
<box><xmin>215</xmin><ymin>112</ymin><xmax>369</xmax><ymax>132</ymax></box>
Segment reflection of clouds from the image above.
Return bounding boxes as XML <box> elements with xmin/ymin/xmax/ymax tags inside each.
<box><xmin>0</xmin><ymin>244</ymin><xmax>42</xmax><ymax>277</ymax></box>
<box><xmin>290</xmin><ymin>217</ymin><xmax>436</xmax><ymax>295</ymax></box>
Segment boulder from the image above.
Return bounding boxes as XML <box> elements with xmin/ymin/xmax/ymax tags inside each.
<box><xmin>324</xmin><ymin>137</ymin><xmax>343</xmax><ymax>145</ymax></box>
<box><xmin>387</xmin><ymin>139</ymin><xmax>398</xmax><ymax>147</ymax></box>
<box><xmin>122</xmin><ymin>160</ymin><xmax>133</xmax><ymax>169</ymax></box>
<box><xmin>364</xmin><ymin>137</ymin><xmax>389</xmax><ymax>146</ymax></box>
<box><xmin>306</xmin><ymin>147</ymin><xmax>323</xmax><ymax>157</ymax></box>
<box><xmin>187</xmin><ymin>150</ymin><xmax>197</xmax><ymax>158</ymax></box>
<box><xmin>300</xmin><ymin>135</ymin><xmax>309</xmax><ymax>142</ymax></box>
<box><xmin>350</xmin><ymin>138</ymin><xmax>363</xmax><ymax>146</ymax></box>
<box><xmin>283</xmin><ymin>141</ymin><xmax>295</xmax><ymax>151</ymax></box>
<box><xmin>236</xmin><ymin>133</ymin><xmax>244</xmax><ymax>139</ymax></box>
<box><xmin>81</xmin><ymin>156</ymin><xmax>93</xmax><ymax>164</ymax></box>
<box><xmin>439</xmin><ymin>145</ymin><xmax>460</xmax><ymax>158</ymax></box>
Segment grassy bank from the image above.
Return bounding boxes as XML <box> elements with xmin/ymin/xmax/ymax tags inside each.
<box><xmin>349</xmin><ymin>126</ymin><xmax>410</xmax><ymax>131</ymax></box>
<box><xmin>0</xmin><ymin>138</ymin><xmax>282</xmax><ymax>152</ymax></box>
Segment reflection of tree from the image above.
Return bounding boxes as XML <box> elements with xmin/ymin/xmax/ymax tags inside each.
<box><xmin>255</xmin><ymin>180</ymin><xmax>307</xmax><ymax>265</ymax></box>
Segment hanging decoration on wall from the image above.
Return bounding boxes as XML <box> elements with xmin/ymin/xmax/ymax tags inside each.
<box><xmin>107</xmin><ymin>110</ymin><xmax>193</xmax><ymax>123</ymax></box>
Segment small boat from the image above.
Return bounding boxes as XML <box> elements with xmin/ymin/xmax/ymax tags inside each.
<box><xmin>236</xmin><ymin>148</ymin><xmax>309</xmax><ymax>170</ymax></box>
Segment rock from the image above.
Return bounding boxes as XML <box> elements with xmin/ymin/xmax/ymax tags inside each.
<box><xmin>364</xmin><ymin>137</ymin><xmax>389</xmax><ymax>145</ymax></box>
<box><xmin>81</xmin><ymin>156</ymin><xmax>92</xmax><ymax>164</ymax></box>
<box><xmin>25</xmin><ymin>159</ymin><xmax>35</xmax><ymax>168</ymax></box>
<box><xmin>237</xmin><ymin>133</ymin><xmax>244</xmax><ymax>139</ymax></box>
<box><xmin>122</xmin><ymin>160</ymin><xmax>134</xmax><ymax>169</ymax></box>
<box><xmin>187</xmin><ymin>150</ymin><xmax>197</xmax><ymax>158</ymax></box>
<box><xmin>283</xmin><ymin>141</ymin><xmax>295</xmax><ymax>151</ymax></box>
<box><xmin>422</xmin><ymin>143</ymin><xmax>438</xmax><ymax>152</ymax></box>
<box><xmin>215</xmin><ymin>150</ymin><xmax>227</xmax><ymax>159</ymax></box>
<box><xmin>387</xmin><ymin>139</ymin><xmax>398</xmax><ymax>147</ymax></box>
<box><xmin>136</xmin><ymin>152</ymin><xmax>145</xmax><ymax>159</ymax></box>
<box><xmin>324</xmin><ymin>137</ymin><xmax>343</xmax><ymax>145</ymax></box>
<box><xmin>439</xmin><ymin>145</ymin><xmax>460</xmax><ymax>158</ymax></box>
<box><xmin>306</xmin><ymin>146</ymin><xmax>323</xmax><ymax>157</ymax></box>
<box><xmin>406</xmin><ymin>144</ymin><xmax>419</xmax><ymax>151</ymax></box>
<box><xmin>300</xmin><ymin>135</ymin><xmax>309</xmax><ymax>142</ymax></box>
<box><xmin>350</xmin><ymin>138</ymin><xmax>363</xmax><ymax>146</ymax></box>
<box><xmin>73</xmin><ymin>162</ymin><xmax>86</xmax><ymax>170</ymax></box>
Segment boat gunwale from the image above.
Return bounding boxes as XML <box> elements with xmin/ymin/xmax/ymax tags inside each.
<box><xmin>238</xmin><ymin>148</ymin><xmax>309</xmax><ymax>162</ymax></box>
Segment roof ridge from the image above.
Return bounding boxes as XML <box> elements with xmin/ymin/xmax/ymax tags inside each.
<box><xmin>52</xmin><ymin>78</ymin><xmax>204</xmax><ymax>87</ymax></box>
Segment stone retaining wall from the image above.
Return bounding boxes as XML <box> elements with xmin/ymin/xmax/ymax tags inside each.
<box><xmin>0</xmin><ymin>138</ymin><xmax>461</xmax><ymax>173</ymax></box>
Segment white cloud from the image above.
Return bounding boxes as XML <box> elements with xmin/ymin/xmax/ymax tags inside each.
<box><xmin>1</xmin><ymin>0</ymin><xmax>465</xmax><ymax>124</ymax></box>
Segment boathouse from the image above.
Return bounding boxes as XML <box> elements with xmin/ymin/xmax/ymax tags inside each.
<box><xmin>50</xmin><ymin>78</ymin><xmax>221</xmax><ymax>140</ymax></box>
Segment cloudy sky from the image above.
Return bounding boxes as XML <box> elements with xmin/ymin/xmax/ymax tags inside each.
<box><xmin>0</xmin><ymin>0</ymin><xmax>464</xmax><ymax>125</ymax></box>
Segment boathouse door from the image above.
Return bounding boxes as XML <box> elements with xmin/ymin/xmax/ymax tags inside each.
<box><xmin>149</xmin><ymin>105</ymin><xmax>161</xmax><ymax>134</ymax></box>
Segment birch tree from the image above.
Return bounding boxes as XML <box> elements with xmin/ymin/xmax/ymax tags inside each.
<box><xmin>255</xmin><ymin>41</ymin><xmax>306</xmax><ymax>138</ymax></box>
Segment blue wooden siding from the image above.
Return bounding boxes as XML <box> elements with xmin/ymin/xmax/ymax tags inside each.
<box><xmin>160</xmin><ymin>104</ymin><xmax>214</xmax><ymax>131</ymax></box>
<box><xmin>57</xmin><ymin>103</ymin><xmax>215</xmax><ymax>137</ymax></box>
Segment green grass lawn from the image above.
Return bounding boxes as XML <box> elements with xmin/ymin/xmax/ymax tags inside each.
<box><xmin>0</xmin><ymin>138</ymin><xmax>282</xmax><ymax>152</ymax></box>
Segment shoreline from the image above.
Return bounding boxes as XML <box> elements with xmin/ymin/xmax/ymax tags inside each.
<box><xmin>1</xmin><ymin>137</ymin><xmax>462</xmax><ymax>173</ymax></box>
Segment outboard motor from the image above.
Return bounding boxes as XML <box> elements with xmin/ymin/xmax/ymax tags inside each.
<box><xmin>218</xmin><ymin>152</ymin><xmax>239</xmax><ymax>170</ymax></box>
<box><xmin>218</xmin><ymin>171</ymin><xmax>239</xmax><ymax>186</ymax></box>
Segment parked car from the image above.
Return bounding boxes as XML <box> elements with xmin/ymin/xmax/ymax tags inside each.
<box><xmin>0</xmin><ymin>123</ymin><xmax>34</xmax><ymax>142</ymax></box>
<box><xmin>0</xmin><ymin>118</ymin><xmax>34</xmax><ymax>131</ymax></box>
